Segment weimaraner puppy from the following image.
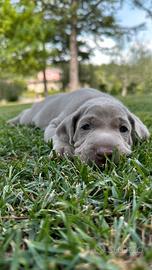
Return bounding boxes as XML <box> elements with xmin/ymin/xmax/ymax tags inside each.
<box><xmin>8</xmin><ymin>88</ymin><xmax>149</xmax><ymax>165</ymax></box>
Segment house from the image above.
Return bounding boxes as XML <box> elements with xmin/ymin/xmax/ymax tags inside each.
<box><xmin>27</xmin><ymin>68</ymin><xmax>62</xmax><ymax>93</ymax></box>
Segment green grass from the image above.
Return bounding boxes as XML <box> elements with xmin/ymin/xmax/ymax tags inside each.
<box><xmin>0</xmin><ymin>95</ymin><xmax>152</xmax><ymax>270</ymax></box>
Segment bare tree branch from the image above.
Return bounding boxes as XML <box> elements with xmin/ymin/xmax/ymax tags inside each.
<box><xmin>134</xmin><ymin>0</ymin><xmax>152</xmax><ymax>18</ymax></box>
<box><xmin>82</xmin><ymin>0</ymin><xmax>104</xmax><ymax>19</ymax></box>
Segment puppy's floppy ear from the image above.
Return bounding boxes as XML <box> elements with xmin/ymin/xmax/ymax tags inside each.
<box><xmin>128</xmin><ymin>111</ymin><xmax>150</xmax><ymax>142</ymax></box>
<box><xmin>56</xmin><ymin>109</ymin><xmax>82</xmax><ymax>145</ymax></box>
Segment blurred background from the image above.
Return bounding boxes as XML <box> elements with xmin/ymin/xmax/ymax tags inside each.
<box><xmin>0</xmin><ymin>0</ymin><xmax>152</xmax><ymax>103</ymax></box>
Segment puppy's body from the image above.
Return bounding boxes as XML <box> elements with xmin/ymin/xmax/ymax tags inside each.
<box><xmin>9</xmin><ymin>88</ymin><xmax>149</xmax><ymax>165</ymax></box>
<box><xmin>12</xmin><ymin>89</ymin><xmax>111</xmax><ymax>127</ymax></box>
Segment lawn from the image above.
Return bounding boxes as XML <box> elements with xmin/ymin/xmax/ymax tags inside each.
<box><xmin>0</xmin><ymin>95</ymin><xmax>152</xmax><ymax>270</ymax></box>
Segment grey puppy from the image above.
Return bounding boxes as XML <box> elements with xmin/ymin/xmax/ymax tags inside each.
<box><xmin>8</xmin><ymin>88</ymin><xmax>149</xmax><ymax>165</ymax></box>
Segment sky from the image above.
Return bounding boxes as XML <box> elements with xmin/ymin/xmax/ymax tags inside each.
<box><xmin>90</xmin><ymin>2</ymin><xmax>152</xmax><ymax>65</ymax></box>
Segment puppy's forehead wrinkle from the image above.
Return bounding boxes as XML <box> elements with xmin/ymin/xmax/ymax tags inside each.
<box><xmin>78</xmin><ymin>105</ymin><xmax>128</xmax><ymax>128</ymax></box>
<box><xmin>84</xmin><ymin>102</ymin><xmax>127</xmax><ymax>118</ymax></box>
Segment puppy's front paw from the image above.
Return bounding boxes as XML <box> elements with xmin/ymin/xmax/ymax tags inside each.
<box><xmin>49</xmin><ymin>145</ymin><xmax>74</xmax><ymax>159</ymax></box>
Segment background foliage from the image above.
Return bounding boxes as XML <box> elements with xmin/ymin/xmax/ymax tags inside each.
<box><xmin>0</xmin><ymin>0</ymin><xmax>152</xmax><ymax>97</ymax></box>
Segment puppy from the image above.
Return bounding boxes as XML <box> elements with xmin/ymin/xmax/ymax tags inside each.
<box><xmin>8</xmin><ymin>88</ymin><xmax>149</xmax><ymax>165</ymax></box>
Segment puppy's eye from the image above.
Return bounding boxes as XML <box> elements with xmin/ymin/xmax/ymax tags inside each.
<box><xmin>81</xmin><ymin>124</ymin><xmax>91</xmax><ymax>130</ymax></box>
<box><xmin>119</xmin><ymin>125</ymin><xmax>128</xmax><ymax>133</ymax></box>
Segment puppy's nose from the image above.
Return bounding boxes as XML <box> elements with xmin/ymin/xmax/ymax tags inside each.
<box><xmin>96</xmin><ymin>147</ymin><xmax>113</xmax><ymax>157</ymax></box>
<box><xmin>95</xmin><ymin>147</ymin><xmax>113</xmax><ymax>163</ymax></box>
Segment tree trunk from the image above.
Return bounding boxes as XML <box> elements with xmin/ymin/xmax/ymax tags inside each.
<box><xmin>42</xmin><ymin>68</ymin><xmax>48</xmax><ymax>97</ymax></box>
<box><xmin>69</xmin><ymin>0</ymin><xmax>79</xmax><ymax>91</ymax></box>
<box><xmin>121</xmin><ymin>76</ymin><xmax>128</xmax><ymax>97</ymax></box>
<box><xmin>42</xmin><ymin>42</ymin><xmax>48</xmax><ymax>96</ymax></box>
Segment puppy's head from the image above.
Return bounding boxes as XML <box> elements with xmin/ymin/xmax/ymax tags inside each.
<box><xmin>56</xmin><ymin>102</ymin><xmax>149</xmax><ymax>165</ymax></box>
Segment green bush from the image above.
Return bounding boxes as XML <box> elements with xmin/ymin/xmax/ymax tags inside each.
<box><xmin>0</xmin><ymin>79</ymin><xmax>27</xmax><ymax>102</ymax></box>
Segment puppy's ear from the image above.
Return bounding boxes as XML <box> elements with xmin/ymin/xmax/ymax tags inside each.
<box><xmin>128</xmin><ymin>111</ymin><xmax>150</xmax><ymax>142</ymax></box>
<box><xmin>56</xmin><ymin>109</ymin><xmax>82</xmax><ymax>145</ymax></box>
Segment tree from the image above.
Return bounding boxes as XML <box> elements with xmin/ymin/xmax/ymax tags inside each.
<box><xmin>99</xmin><ymin>45</ymin><xmax>152</xmax><ymax>96</ymax></box>
<box><xmin>130</xmin><ymin>46</ymin><xmax>152</xmax><ymax>94</ymax></box>
<box><xmin>0</xmin><ymin>0</ymin><xmax>144</xmax><ymax>94</ymax></box>
<box><xmin>0</xmin><ymin>0</ymin><xmax>57</xmax><ymax>95</ymax></box>
<box><xmin>38</xmin><ymin>0</ymin><xmax>131</xmax><ymax>91</ymax></box>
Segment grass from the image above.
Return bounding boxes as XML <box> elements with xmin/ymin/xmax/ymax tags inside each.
<box><xmin>0</xmin><ymin>95</ymin><xmax>152</xmax><ymax>270</ymax></box>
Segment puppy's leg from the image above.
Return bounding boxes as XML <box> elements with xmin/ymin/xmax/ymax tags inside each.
<box><xmin>7</xmin><ymin>108</ymin><xmax>29</xmax><ymax>125</ymax></box>
<box><xmin>8</xmin><ymin>108</ymin><xmax>35</xmax><ymax>126</ymax></box>
<box><xmin>7</xmin><ymin>114</ymin><xmax>21</xmax><ymax>125</ymax></box>
<box><xmin>44</xmin><ymin>123</ymin><xmax>74</xmax><ymax>157</ymax></box>
<box><xmin>52</xmin><ymin>135</ymin><xmax>74</xmax><ymax>157</ymax></box>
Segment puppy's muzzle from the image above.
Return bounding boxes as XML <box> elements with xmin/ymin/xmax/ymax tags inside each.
<box><xmin>95</xmin><ymin>146</ymin><xmax>115</xmax><ymax>165</ymax></box>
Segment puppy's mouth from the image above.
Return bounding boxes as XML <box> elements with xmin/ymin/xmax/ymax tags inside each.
<box><xmin>94</xmin><ymin>154</ymin><xmax>112</xmax><ymax>165</ymax></box>
<box><xmin>75</xmin><ymin>143</ymin><xmax>131</xmax><ymax>166</ymax></box>
<box><xmin>92</xmin><ymin>155</ymin><xmax>115</xmax><ymax>167</ymax></box>
<box><xmin>87</xmin><ymin>149</ymin><xmax>123</xmax><ymax>167</ymax></box>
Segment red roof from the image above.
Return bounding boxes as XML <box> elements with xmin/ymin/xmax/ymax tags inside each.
<box><xmin>37</xmin><ymin>68</ymin><xmax>62</xmax><ymax>81</ymax></box>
